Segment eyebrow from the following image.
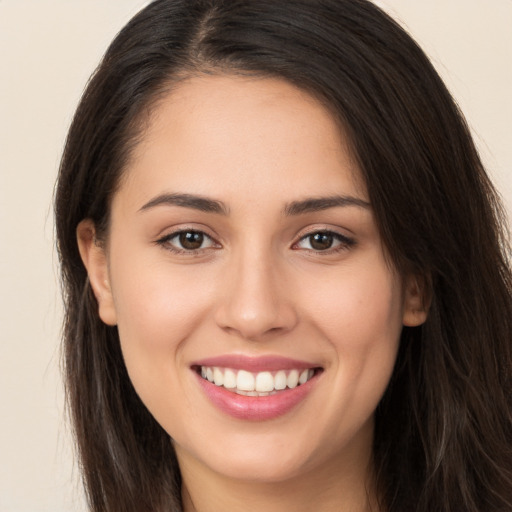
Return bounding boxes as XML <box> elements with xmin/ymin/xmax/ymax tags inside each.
<box><xmin>283</xmin><ymin>195</ymin><xmax>370</xmax><ymax>216</ymax></box>
<box><xmin>139</xmin><ymin>192</ymin><xmax>370</xmax><ymax>216</ymax></box>
<box><xmin>139</xmin><ymin>193</ymin><xmax>229</xmax><ymax>215</ymax></box>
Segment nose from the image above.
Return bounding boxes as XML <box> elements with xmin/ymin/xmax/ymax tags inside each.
<box><xmin>214</xmin><ymin>248</ymin><xmax>298</xmax><ymax>341</ymax></box>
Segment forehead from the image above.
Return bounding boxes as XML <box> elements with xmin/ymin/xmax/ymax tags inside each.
<box><xmin>118</xmin><ymin>74</ymin><xmax>366</xmax><ymax>210</ymax></box>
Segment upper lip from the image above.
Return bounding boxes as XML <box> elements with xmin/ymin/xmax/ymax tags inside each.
<box><xmin>191</xmin><ymin>354</ymin><xmax>321</xmax><ymax>373</ymax></box>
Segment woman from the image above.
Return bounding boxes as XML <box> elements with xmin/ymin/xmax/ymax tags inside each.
<box><xmin>54</xmin><ymin>0</ymin><xmax>512</xmax><ymax>510</ymax></box>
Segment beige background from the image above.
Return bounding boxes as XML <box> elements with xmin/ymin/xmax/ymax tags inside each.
<box><xmin>0</xmin><ymin>1</ymin><xmax>510</xmax><ymax>511</ymax></box>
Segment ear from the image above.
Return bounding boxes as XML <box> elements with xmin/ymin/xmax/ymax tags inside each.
<box><xmin>76</xmin><ymin>219</ymin><xmax>117</xmax><ymax>326</ymax></box>
<box><xmin>402</xmin><ymin>274</ymin><xmax>430</xmax><ymax>327</ymax></box>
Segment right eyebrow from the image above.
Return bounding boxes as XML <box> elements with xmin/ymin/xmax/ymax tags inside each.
<box><xmin>138</xmin><ymin>193</ymin><xmax>229</xmax><ymax>215</ymax></box>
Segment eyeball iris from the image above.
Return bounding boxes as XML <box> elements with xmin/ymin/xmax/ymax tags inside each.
<box><xmin>309</xmin><ymin>233</ymin><xmax>334</xmax><ymax>250</ymax></box>
<box><xmin>179</xmin><ymin>231</ymin><xmax>204</xmax><ymax>250</ymax></box>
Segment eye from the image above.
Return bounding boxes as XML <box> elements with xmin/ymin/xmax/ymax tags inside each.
<box><xmin>295</xmin><ymin>231</ymin><xmax>354</xmax><ymax>252</ymax></box>
<box><xmin>157</xmin><ymin>230</ymin><xmax>218</xmax><ymax>253</ymax></box>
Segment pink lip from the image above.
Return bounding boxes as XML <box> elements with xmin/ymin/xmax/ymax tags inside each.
<box><xmin>192</xmin><ymin>355</ymin><xmax>322</xmax><ymax>421</ymax></box>
<box><xmin>192</xmin><ymin>354</ymin><xmax>318</xmax><ymax>372</ymax></box>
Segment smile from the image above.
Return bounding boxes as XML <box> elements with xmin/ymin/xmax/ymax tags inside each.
<box><xmin>192</xmin><ymin>358</ymin><xmax>322</xmax><ymax>420</ymax></box>
<box><xmin>199</xmin><ymin>366</ymin><xmax>316</xmax><ymax>396</ymax></box>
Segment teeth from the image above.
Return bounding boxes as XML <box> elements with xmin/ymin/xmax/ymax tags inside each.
<box><xmin>223</xmin><ymin>368</ymin><xmax>236</xmax><ymax>389</ymax></box>
<box><xmin>255</xmin><ymin>371</ymin><xmax>274</xmax><ymax>392</ymax></box>
<box><xmin>237</xmin><ymin>370</ymin><xmax>255</xmax><ymax>391</ymax></box>
<box><xmin>275</xmin><ymin>370</ymin><xmax>287</xmax><ymax>390</ymax></box>
<box><xmin>199</xmin><ymin>366</ymin><xmax>316</xmax><ymax>394</ymax></box>
<box><xmin>213</xmin><ymin>367</ymin><xmax>224</xmax><ymax>386</ymax></box>
<box><xmin>287</xmin><ymin>369</ymin><xmax>299</xmax><ymax>389</ymax></box>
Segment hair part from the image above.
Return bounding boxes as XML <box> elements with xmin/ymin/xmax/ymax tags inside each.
<box><xmin>55</xmin><ymin>1</ymin><xmax>512</xmax><ymax>511</ymax></box>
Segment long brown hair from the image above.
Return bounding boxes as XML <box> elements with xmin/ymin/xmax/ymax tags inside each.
<box><xmin>55</xmin><ymin>1</ymin><xmax>512</xmax><ymax>510</ymax></box>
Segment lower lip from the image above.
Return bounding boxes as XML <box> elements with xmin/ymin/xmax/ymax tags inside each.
<box><xmin>195</xmin><ymin>371</ymin><xmax>319</xmax><ymax>421</ymax></box>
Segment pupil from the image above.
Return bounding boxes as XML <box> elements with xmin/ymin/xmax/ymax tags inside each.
<box><xmin>179</xmin><ymin>231</ymin><xmax>203</xmax><ymax>250</ymax></box>
<box><xmin>310</xmin><ymin>233</ymin><xmax>333</xmax><ymax>250</ymax></box>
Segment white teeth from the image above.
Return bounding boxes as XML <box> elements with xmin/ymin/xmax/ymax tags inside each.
<box><xmin>287</xmin><ymin>369</ymin><xmax>299</xmax><ymax>389</ymax></box>
<box><xmin>299</xmin><ymin>369</ymin><xmax>309</xmax><ymax>385</ymax></box>
<box><xmin>274</xmin><ymin>370</ymin><xmax>287</xmax><ymax>390</ymax></box>
<box><xmin>199</xmin><ymin>366</ymin><xmax>317</xmax><ymax>394</ymax></box>
<box><xmin>213</xmin><ymin>367</ymin><xmax>224</xmax><ymax>386</ymax></box>
<box><xmin>237</xmin><ymin>370</ymin><xmax>255</xmax><ymax>391</ymax></box>
<box><xmin>223</xmin><ymin>368</ymin><xmax>237</xmax><ymax>389</ymax></box>
<box><xmin>255</xmin><ymin>371</ymin><xmax>274</xmax><ymax>392</ymax></box>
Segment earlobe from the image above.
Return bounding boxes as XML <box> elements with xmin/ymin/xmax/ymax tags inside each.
<box><xmin>402</xmin><ymin>274</ymin><xmax>430</xmax><ymax>327</ymax></box>
<box><xmin>76</xmin><ymin>219</ymin><xmax>118</xmax><ymax>326</ymax></box>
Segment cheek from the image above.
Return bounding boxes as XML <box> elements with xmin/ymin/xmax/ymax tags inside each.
<box><xmin>303</xmin><ymin>258</ymin><xmax>403</xmax><ymax>410</ymax></box>
<box><xmin>304</xmin><ymin>260</ymin><xmax>404</xmax><ymax>350</ymax></box>
<box><xmin>338</xmin><ymin>274</ymin><xmax>403</xmax><ymax>382</ymax></box>
<box><xmin>109</xmin><ymin>252</ymin><xmax>218</xmax><ymax>399</ymax></box>
<box><xmin>112</xmin><ymin>253</ymin><xmax>214</xmax><ymax>337</ymax></box>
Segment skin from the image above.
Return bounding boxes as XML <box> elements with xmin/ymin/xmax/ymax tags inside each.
<box><xmin>78</xmin><ymin>75</ymin><xmax>427</xmax><ymax>512</ymax></box>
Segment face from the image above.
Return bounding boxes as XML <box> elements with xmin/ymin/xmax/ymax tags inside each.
<box><xmin>79</xmin><ymin>75</ymin><xmax>426</xmax><ymax>487</ymax></box>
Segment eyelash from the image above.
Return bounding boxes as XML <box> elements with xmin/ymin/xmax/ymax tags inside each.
<box><xmin>155</xmin><ymin>229</ymin><xmax>219</xmax><ymax>255</ymax></box>
<box><xmin>293</xmin><ymin>230</ymin><xmax>355</xmax><ymax>254</ymax></box>
<box><xmin>155</xmin><ymin>229</ymin><xmax>355</xmax><ymax>255</ymax></box>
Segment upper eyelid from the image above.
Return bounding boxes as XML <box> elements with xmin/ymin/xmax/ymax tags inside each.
<box><xmin>293</xmin><ymin>226</ymin><xmax>354</xmax><ymax>242</ymax></box>
<box><xmin>164</xmin><ymin>229</ymin><xmax>215</xmax><ymax>240</ymax></box>
<box><xmin>297</xmin><ymin>232</ymin><xmax>352</xmax><ymax>243</ymax></box>
<box><xmin>299</xmin><ymin>229</ymin><xmax>350</xmax><ymax>238</ymax></box>
<box><xmin>156</xmin><ymin>225</ymin><xmax>218</xmax><ymax>241</ymax></box>
<box><xmin>292</xmin><ymin>229</ymin><xmax>356</xmax><ymax>250</ymax></box>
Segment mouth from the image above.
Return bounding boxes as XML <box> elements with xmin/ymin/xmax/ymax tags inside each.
<box><xmin>193</xmin><ymin>365</ymin><xmax>321</xmax><ymax>396</ymax></box>
<box><xmin>191</xmin><ymin>356</ymin><xmax>323</xmax><ymax>420</ymax></box>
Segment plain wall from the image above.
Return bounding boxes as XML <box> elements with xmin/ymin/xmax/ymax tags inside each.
<box><xmin>0</xmin><ymin>2</ymin><xmax>510</xmax><ymax>511</ymax></box>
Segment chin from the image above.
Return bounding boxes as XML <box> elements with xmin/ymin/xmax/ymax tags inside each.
<box><xmin>206</xmin><ymin>450</ymin><xmax>312</xmax><ymax>484</ymax></box>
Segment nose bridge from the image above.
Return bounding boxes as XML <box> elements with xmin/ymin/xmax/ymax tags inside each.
<box><xmin>215</xmin><ymin>240</ymin><xmax>296</xmax><ymax>340</ymax></box>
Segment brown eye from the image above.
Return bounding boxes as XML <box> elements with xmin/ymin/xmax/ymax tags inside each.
<box><xmin>295</xmin><ymin>230</ymin><xmax>354</xmax><ymax>252</ymax></box>
<box><xmin>157</xmin><ymin>229</ymin><xmax>217</xmax><ymax>253</ymax></box>
<box><xmin>179</xmin><ymin>231</ymin><xmax>204</xmax><ymax>250</ymax></box>
<box><xmin>309</xmin><ymin>233</ymin><xmax>334</xmax><ymax>250</ymax></box>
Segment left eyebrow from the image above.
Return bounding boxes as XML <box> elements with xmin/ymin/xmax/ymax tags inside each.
<box><xmin>283</xmin><ymin>195</ymin><xmax>371</xmax><ymax>216</ymax></box>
